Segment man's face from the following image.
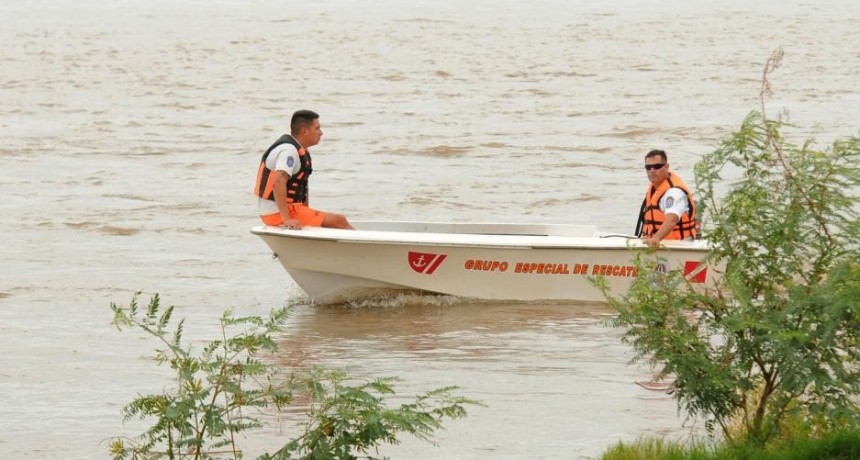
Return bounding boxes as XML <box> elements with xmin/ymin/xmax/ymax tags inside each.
<box><xmin>645</xmin><ymin>156</ymin><xmax>669</xmax><ymax>186</ymax></box>
<box><xmin>296</xmin><ymin>119</ymin><xmax>322</xmax><ymax>149</ymax></box>
<box><xmin>302</xmin><ymin>119</ymin><xmax>323</xmax><ymax>148</ymax></box>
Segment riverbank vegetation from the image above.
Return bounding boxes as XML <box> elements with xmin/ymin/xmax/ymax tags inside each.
<box><xmin>602</xmin><ymin>430</ymin><xmax>860</xmax><ymax>460</ymax></box>
<box><xmin>597</xmin><ymin>50</ymin><xmax>860</xmax><ymax>457</ymax></box>
<box><xmin>108</xmin><ymin>293</ymin><xmax>480</xmax><ymax>459</ymax></box>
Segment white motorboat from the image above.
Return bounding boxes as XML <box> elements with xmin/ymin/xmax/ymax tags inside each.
<box><xmin>251</xmin><ymin>221</ymin><xmax>716</xmax><ymax>303</ymax></box>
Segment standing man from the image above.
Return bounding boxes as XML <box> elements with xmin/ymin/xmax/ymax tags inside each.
<box><xmin>635</xmin><ymin>149</ymin><xmax>698</xmax><ymax>248</ymax></box>
<box><xmin>255</xmin><ymin>110</ymin><xmax>353</xmax><ymax>229</ymax></box>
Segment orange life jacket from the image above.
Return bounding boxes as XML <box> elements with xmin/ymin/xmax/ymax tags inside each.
<box><xmin>635</xmin><ymin>172</ymin><xmax>698</xmax><ymax>240</ymax></box>
<box><xmin>254</xmin><ymin>135</ymin><xmax>313</xmax><ymax>205</ymax></box>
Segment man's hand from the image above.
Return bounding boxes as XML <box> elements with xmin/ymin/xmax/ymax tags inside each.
<box><xmin>643</xmin><ymin>236</ymin><xmax>661</xmax><ymax>249</ymax></box>
<box><xmin>282</xmin><ymin>219</ymin><xmax>302</xmax><ymax>230</ymax></box>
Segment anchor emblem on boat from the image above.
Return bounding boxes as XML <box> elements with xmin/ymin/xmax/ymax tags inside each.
<box><xmin>408</xmin><ymin>251</ymin><xmax>447</xmax><ymax>275</ymax></box>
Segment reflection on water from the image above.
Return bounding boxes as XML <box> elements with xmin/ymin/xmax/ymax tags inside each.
<box><xmin>268</xmin><ymin>295</ymin><xmax>691</xmax><ymax>459</ymax></box>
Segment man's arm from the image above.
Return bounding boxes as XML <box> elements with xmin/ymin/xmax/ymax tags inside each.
<box><xmin>645</xmin><ymin>213</ymin><xmax>680</xmax><ymax>248</ymax></box>
<box><xmin>644</xmin><ymin>188</ymin><xmax>688</xmax><ymax>248</ymax></box>
<box><xmin>272</xmin><ymin>170</ymin><xmax>301</xmax><ymax>228</ymax></box>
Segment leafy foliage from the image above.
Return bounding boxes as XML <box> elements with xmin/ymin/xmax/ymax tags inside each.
<box><xmin>266</xmin><ymin>370</ymin><xmax>476</xmax><ymax>460</ymax></box>
<box><xmin>109</xmin><ymin>293</ymin><xmax>479</xmax><ymax>459</ymax></box>
<box><xmin>597</xmin><ymin>51</ymin><xmax>860</xmax><ymax>446</ymax></box>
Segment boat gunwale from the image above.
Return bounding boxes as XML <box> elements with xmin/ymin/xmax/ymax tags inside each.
<box><xmin>250</xmin><ymin>224</ymin><xmax>710</xmax><ymax>252</ymax></box>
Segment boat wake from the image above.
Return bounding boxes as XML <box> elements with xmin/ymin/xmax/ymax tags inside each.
<box><xmin>327</xmin><ymin>290</ymin><xmax>468</xmax><ymax>309</ymax></box>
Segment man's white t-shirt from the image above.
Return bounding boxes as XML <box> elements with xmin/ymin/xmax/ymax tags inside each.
<box><xmin>659</xmin><ymin>188</ymin><xmax>690</xmax><ymax>218</ymax></box>
<box><xmin>258</xmin><ymin>139</ymin><xmax>301</xmax><ymax>216</ymax></box>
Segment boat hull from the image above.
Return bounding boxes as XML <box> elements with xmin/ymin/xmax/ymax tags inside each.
<box><xmin>252</xmin><ymin>221</ymin><xmax>715</xmax><ymax>303</ymax></box>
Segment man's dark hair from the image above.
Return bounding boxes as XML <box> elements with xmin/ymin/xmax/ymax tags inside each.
<box><xmin>645</xmin><ymin>149</ymin><xmax>668</xmax><ymax>162</ymax></box>
<box><xmin>290</xmin><ymin>110</ymin><xmax>319</xmax><ymax>135</ymax></box>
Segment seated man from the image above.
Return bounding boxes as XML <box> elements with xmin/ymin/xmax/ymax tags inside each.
<box><xmin>635</xmin><ymin>149</ymin><xmax>698</xmax><ymax>248</ymax></box>
<box><xmin>254</xmin><ymin>109</ymin><xmax>353</xmax><ymax>229</ymax></box>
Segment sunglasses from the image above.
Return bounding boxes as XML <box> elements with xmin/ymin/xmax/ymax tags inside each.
<box><xmin>644</xmin><ymin>163</ymin><xmax>666</xmax><ymax>171</ymax></box>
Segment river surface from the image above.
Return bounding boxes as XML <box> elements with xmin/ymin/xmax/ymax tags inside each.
<box><xmin>1</xmin><ymin>0</ymin><xmax>858</xmax><ymax>458</ymax></box>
